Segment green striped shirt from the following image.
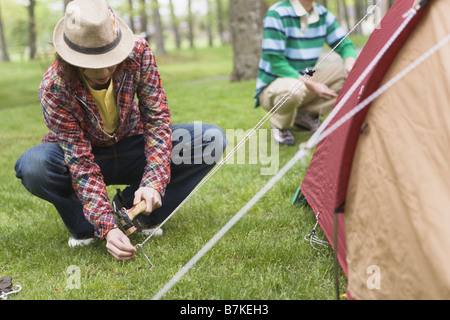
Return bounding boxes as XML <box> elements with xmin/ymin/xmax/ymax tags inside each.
<box><xmin>254</xmin><ymin>1</ymin><xmax>356</xmax><ymax>106</ymax></box>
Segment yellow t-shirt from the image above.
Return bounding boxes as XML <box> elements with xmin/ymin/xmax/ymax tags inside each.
<box><xmin>81</xmin><ymin>75</ymin><xmax>119</xmax><ymax>135</ymax></box>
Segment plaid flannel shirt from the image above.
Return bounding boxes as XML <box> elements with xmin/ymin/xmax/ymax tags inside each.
<box><xmin>39</xmin><ymin>36</ymin><xmax>172</xmax><ymax>239</ymax></box>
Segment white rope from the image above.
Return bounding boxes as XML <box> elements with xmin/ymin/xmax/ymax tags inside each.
<box><xmin>317</xmin><ymin>32</ymin><xmax>450</xmax><ymax>145</ymax></box>
<box><xmin>306</xmin><ymin>6</ymin><xmax>417</xmax><ymax>149</ymax></box>
<box><xmin>152</xmin><ymin>146</ymin><xmax>309</xmax><ymax>300</ymax></box>
<box><xmin>151</xmin><ymin>25</ymin><xmax>450</xmax><ymax>301</ymax></box>
<box><xmin>136</xmin><ymin>0</ymin><xmax>383</xmax><ymax>249</ymax></box>
<box><xmin>314</xmin><ymin>0</ymin><xmax>381</xmax><ymax>72</ymax></box>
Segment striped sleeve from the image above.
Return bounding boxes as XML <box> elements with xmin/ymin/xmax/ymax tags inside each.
<box><xmin>261</xmin><ymin>10</ymin><xmax>300</xmax><ymax>79</ymax></box>
<box><xmin>325</xmin><ymin>10</ymin><xmax>357</xmax><ymax>60</ymax></box>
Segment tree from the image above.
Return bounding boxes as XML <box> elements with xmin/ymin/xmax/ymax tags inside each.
<box><xmin>206</xmin><ymin>0</ymin><xmax>213</xmax><ymax>47</ymax></box>
<box><xmin>128</xmin><ymin>0</ymin><xmax>136</xmax><ymax>33</ymax></box>
<box><xmin>28</xmin><ymin>0</ymin><xmax>37</xmax><ymax>60</ymax></box>
<box><xmin>168</xmin><ymin>0</ymin><xmax>181</xmax><ymax>49</ymax></box>
<box><xmin>216</xmin><ymin>0</ymin><xmax>225</xmax><ymax>45</ymax></box>
<box><xmin>229</xmin><ymin>0</ymin><xmax>264</xmax><ymax>82</ymax></box>
<box><xmin>63</xmin><ymin>0</ymin><xmax>70</xmax><ymax>12</ymax></box>
<box><xmin>140</xmin><ymin>0</ymin><xmax>148</xmax><ymax>35</ymax></box>
<box><xmin>340</xmin><ymin>0</ymin><xmax>351</xmax><ymax>32</ymax></box>
<box><xmin>187</xmin><ymin>0</ymin><xmax>194</xmax><ymax>49</ymax></box>
<box><xmin>0</xmin><ymin>1</ymin><xmax>9</xmax><ymax>62</ymax></box>
<box><xmin>151</xmin><ymin>0</ymin><xmax>166</xmax><ymax>55</ymax></box>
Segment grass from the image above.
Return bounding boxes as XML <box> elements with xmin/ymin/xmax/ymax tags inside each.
<box><xmin>0</xmin><ymin>44</ymin><xmax>348</xmax><ymax>300</ymax></box>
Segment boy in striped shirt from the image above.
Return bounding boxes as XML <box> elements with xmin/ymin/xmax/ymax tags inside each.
<box><xmin>254</xmin><ymin>0</ymin><xmax>357</xmax><ymax>145</ymax></box>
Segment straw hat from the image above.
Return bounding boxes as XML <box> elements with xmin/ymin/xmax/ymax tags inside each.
<box><xmin>53</xmin><ymin>0</ymin><xmax>135</xmax><ymax>69</ymax></box>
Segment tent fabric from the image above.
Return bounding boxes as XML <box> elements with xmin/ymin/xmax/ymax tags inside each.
<box><xmin>300</xmin><ymin>0</ymin><xmax>450</xmax><ymax>299</ymax></box>
<box><xmin>345</xmin><ymin>0</ymin><xmax>450</xmax><ymax>299</ymax></box>
<box><xmin>300</xmin><ymin>0</ymin><xmax>420</xmax><ymax>277</ymax></box>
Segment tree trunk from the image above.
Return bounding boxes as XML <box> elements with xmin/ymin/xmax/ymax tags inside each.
<box><xmin>216</xmin><ymin>0</ymin><xmax>225</xmax><ymax>45</ymax></box>
<box><xmin>169</xmin><ymin>0</ymin><xmax>181</xmax><ymax>49</ymax></box>
<box><xmin>342</xmin><ymin>0</ymin><xmax>351</xmax><ymax>32</ymax></box>
<box><xmin>356</xmin><ymin>0</ymin><xmax>365</xmax><ymax>34</ymax></box>
<box><xmin>151</xmin><ymin>0</ymin><xmax>167</xmax><ymax>55</ymax></box>
<box><xmin>63</xmin><ymin>0</ymin><xmax>70</xmax><ymax>12</ymax></box>
<box><xmin>187</xmin><ymin>0</ymin><xmax>195</xmax><ymax>49</ymax></box>
<box><xmin>229</xmin><ymin>0</ymin><xmax>264</xmax><ymax>82</ymax></box>
<box><xmin>206</xmin><ymin>0</ymin><xmax>214</xmax><ymax>47</ymax></box>
<box><xmin>128</xmin><ymin>0</ymin><xmax>136</xmax><ymax>33</ymax></box>
<box><xmin>140</xmin><ymin>0</ymin><xmax>148</xmax><ymax>36</ymax></box>
<box><xmin>28</xmin><ymin>0</ymin><xmax>37</xmax><ymax>60</ymax></box>
<box><xmin>0</xmin><ymin>2</ymin><xmax>9</xmax><ymax>62</ymax></box>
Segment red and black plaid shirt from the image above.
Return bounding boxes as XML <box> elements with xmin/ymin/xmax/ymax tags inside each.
<box><xmin>39</xmin><ymin>36</ymin><xmax>172</xmax><ymax>239</ymax></box>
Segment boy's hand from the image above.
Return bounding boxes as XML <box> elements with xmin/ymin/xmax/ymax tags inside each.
<box><xmin>344</xmin><ymin>57</ymin><xmax>356</xmax><ymax>77</ymax></box>
<box><xmin>306</xmin><ymin>80</ymin><xmax>338</xmax><ymax>100</ymax></box>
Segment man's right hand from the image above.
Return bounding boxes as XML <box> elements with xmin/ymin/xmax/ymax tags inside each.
<box><xmin>105</xmin><ymin>228</ymin><xmax>137</xmax><ymax>260</ymax></box>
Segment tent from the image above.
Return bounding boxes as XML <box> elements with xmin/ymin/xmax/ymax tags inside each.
<box><xmin>298</xmin><ymin>0</ymin><xmax>450</xmax><ymax>299</ymax></box>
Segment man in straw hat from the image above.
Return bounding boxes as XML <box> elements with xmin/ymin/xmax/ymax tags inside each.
<box><xmin>14</xmin><ymin>0</ymin><xmax>227</xmax><ymax>260</ymax></box>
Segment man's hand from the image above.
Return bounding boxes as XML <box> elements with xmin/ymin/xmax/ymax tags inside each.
<box><xmin>105</xmin><ymin>228</ymin><xmax>137</xmax><ymax>260</ymax></box>
<box><xmin>134</xmin><ymin>186</ymin><xmax>162</xmax><ymax>214</ymax></box>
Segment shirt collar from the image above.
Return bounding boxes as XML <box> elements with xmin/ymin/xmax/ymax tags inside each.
<box><xmin>289</xmin><ymin>0</ymin><xmax>320</xmax><ymax>33</ymax></box>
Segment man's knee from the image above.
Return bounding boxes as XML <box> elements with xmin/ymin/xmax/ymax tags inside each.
<box><xmin>16</xmin><ymin>147</ymin><xmax>43</xmax><ymax>183</ymax></box>
<box><xmin>200</xmin><ymin>124</ymin><xmax>227</xmax><ymax>165</ymax></box>
<box><xmin>15</xmin><ymin>143</ymin><xmax>66</xmax><ymax>195</ymax></box>
<box><xmin>171</xmin><ymin>123</ymin><xmax>227</xmax><ymax>165</ymax></box>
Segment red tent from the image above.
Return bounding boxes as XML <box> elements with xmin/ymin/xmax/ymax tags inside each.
<box><xmin>300</xmin><ymin>0</ymin><xmax>423</xmax><ymax>276</ymax></box>
<box><xmin>299</xmin><ymin>0</ymin><xmax>450</xmax><ymax>299</ymax></box>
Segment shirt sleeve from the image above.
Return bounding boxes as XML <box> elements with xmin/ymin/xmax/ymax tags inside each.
<box><xmin>261</xmin><ymin>10</ymin><xmax>300</xmax><ymax>79</ymax></box>
<box><xmin>325</xmin><ymin>10</ymin><xmax>357</xmax><ymax>61</ymax></box>
<box><xmin>40</xmin><ymin>83</ymin><xmax>117</xmax><ymax>239</ymax></box>
<box><xmin>136</xmin><ymin>40</ymin><xmax>172</xmax><ymax>196</ymax></box>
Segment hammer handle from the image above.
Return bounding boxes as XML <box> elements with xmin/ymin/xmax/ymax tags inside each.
<box><xmin>128</xmin><ymin>200</ymin><xmax>148</xmax><ymax>220</ymax></box>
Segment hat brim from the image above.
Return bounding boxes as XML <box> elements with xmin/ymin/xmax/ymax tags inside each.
<box><xmin>53</xmin><ymin>16</ymin><xmax>135</xmax><ymax>69</ymax></box>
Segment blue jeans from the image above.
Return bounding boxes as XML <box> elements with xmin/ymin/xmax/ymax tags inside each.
<box><xmin>15</xmin><ymin>123</ymin><xmax>227</xmax><ymax>239</ymax></box>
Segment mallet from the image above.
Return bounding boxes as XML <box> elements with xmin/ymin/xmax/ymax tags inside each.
<box><xmin>112</xmin><ymin>200</ymin><xmax>149</xmax><ymax>235</ymax></box>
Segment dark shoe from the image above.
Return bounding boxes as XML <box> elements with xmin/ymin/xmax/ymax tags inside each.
<box><xmin>271</xmin><ymin>125</ymin><xmax>295</xmax><ymax>146</ymax></box>
<box><xmin>294</xmin><ymin>113</ymin><xmax>320</xmax><ymax>132</ymax></box>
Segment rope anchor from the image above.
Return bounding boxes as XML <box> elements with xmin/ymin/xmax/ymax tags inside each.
<box><xmin>304</xmin><ymin>212</ymin><xmax>329</xmax><ymax>251</ymax></box>
<box><xmin>136</xmin><ymin>244</ymin><xmax>154</xmax><ymax>268</ymax></box>
<box><xmin>0</xmin><ymin>285</ymin><xmax>22</xmax><ymax>300</ymax></box>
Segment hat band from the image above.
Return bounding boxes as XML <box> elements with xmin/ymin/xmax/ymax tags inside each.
<box><xmin>63</xmin><ymin>29</ymin><xmax>122</xmax><ymax>55</ymax></box>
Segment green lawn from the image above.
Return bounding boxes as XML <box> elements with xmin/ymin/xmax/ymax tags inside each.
<box><xmin>0</xmin><ymin>45</ymin><xmax>347</xmax><ymax>300</ymax></box>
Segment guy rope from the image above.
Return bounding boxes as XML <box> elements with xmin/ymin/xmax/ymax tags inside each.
<box><xmin>136</xmin><ymin>0</ymin><xmax>383</xmax><ymax>263</ymax></box>
<box><xmin>133</xmin><ymin>0</ymin><xmax>449</xmax><ymax>300</ymax></box>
